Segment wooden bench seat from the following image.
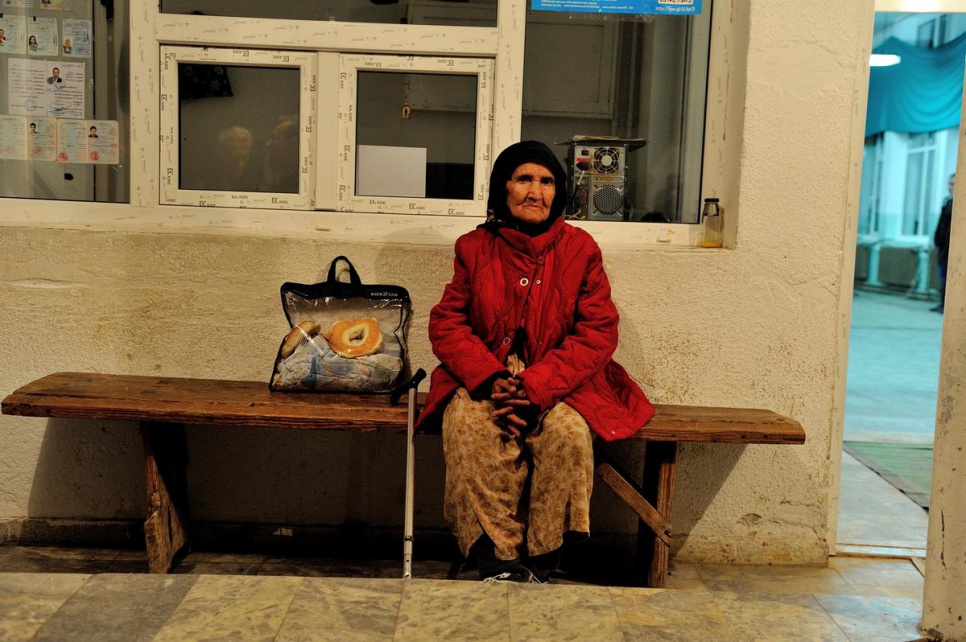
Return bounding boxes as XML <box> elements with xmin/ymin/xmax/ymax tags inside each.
<box><xmin>1</xmin><ymin>371</ymin><xmax>805</xmax><ymax>586</ymax></box>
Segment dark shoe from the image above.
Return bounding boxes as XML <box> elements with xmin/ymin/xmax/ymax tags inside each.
<box><xmin>473</xmin><ymin>535</ymin><xmax>541</xmax><ymax>581</ymax></box>
<box><xmin>482</xmin><ymin>568</ymin><xmax>546</xmax><ymax>584</ymax></box>
<box><xmin>527</xmin><ymin>548</ymin><xmax>562</xmax><ymax>584</ymax></box>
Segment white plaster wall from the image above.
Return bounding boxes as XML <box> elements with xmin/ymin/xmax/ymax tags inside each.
<box><xmin>0</xmin><ymin>0</ymin><xmax>874</xmax><ymax>565</ymax></box>
<box><xmin>922</xmin><ymin>66</ymin><xmax>966</xmax><ymax>639</ymax></box>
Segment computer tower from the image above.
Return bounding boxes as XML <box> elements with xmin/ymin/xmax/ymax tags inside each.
<box><xmin>567</xmin><ymin>143</ymin><xmax>627</xmax><ymax>221</ymax></box>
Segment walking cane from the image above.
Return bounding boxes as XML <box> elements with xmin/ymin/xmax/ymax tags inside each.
<box><xmin>391</xmin><ymin>368</ymin><xmax>426</xmax><ymax>579</ymax></box>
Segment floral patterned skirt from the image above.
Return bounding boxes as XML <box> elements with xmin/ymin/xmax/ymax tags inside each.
<box><xmin>441</xmin><ymin>387</ymin><xmax>594</xmax><ymax>561</ymax></box>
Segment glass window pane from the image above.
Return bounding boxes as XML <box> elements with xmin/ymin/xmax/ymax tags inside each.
<box><xmin>178</xmin><ymin>64</ymin><xmax>300</xmax><ymax>193</ymax></box>
<box><xmin>355</xmin><ymin>71</ymin><xmax>478</xmax><ymax>200</ymax></box>
<box><xmin>0</xmin><ymin>0</ymin><xmax>128</xmax><ymax>202</ymax></box>
<box><xmin>521</xmin><ymin>9</ymin><xmax>712</xmax><ymax>223</ymax></box>
<box><xmin>159</xmin><ymin>0</ymin><xmax>497</xmax><ymax>28</ymax></box>
<box><xmin>903</xmin><ymin>151</ymin><xmax>923</xmax><ymax>235</ymax></box>
<box><xmin>922</xmin><ymin>148</ymin><xmax>935</xmax><ymax>234</ymax></box>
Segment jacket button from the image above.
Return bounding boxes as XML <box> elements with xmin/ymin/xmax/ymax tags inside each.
<box><xmin>502</xmin><ymin>337</ymin><xmax>511</xmax><ymax>345</ymax></box>
<box><xmin>519</xmin><ymin>277</ymin><xmax>529</xmax><ymax>286</ymax></box>
<box><xmin>535</xmin><ymin>279</ymin><xmax>541</xmax><ymax>285</ymax></box>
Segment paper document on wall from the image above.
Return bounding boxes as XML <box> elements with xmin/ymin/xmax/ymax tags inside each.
<box><xmin>356</xmin><ymin>145</ymin><xmax>427</xmax><ymax>198</ymax></box>
<box><xmin>0</xmin><ymin>14</ymin><xmax>28</xmax><ymax>54</ymax></box>
<box><xmin>61</xmin><ymin>19</ymin><xmax>91</xmax><ymax>58</ymax></box>
<box><xmin>26</xmin><ymin>17</ymin><xmax>58</xmax><ymax>57</ymax></box>
<box><xmin>7</xmin><ymin>58</ymin><xmax>85</xmax><ymax>118</ymax></box>
<box><xmin>57</xmin><ymin>119</ymin><xmax>118</xmax><ymax>164</ymax></box>
<box><xmin>0</xmin><ymin>114</ymin><xmax>56</xmax><ymax>160</ymax></box>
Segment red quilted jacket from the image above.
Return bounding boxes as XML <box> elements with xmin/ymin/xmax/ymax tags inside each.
<box><xmin>417</xmin><ymin>218</ymin><xmax>654</xmax><ymax>441</ymax></box>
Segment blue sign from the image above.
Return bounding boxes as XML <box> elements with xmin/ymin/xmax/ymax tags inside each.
<box><xmin>532</xmin><ymin>0</ymin><xmax>701</xmax><ymax>15</ymax></box>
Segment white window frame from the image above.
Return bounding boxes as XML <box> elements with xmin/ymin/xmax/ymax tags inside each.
<box><xmin>119</xmin><ymin>0</ymin><xmax>735</xmax><ymax>248</ymax></box>
<box><xmin>336</xmin><ymin>54</ymin><xmax>494</xmax><ymax>217</ymax></box>
<box><xmin>159</xmin><ymin>46</ymin><xmax>318</xmax><ymax>210</ymax></box>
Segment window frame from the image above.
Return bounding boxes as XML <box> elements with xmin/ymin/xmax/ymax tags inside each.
<box><xmin>335</xmin><ymin>54</ymin><xmax>494</xmax><ymax>217</ymax></box>
<box><xmin>158</xmin><ymin>46</ymin><xmax>318</xmax><ymax>210</ymax></box>
<box><xmin>122</xmin><ymin>0</ymin><xmax>736</xmax><ymax>248</ymax></box>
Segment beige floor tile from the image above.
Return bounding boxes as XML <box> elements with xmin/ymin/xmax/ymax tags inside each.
<box><xmin>829</xmin><ymin>557</ymin><xmax>924</xmax><ymax>591</ymax></box>
<box><xmin>815</xmin><ymin>595</ymin><xmax>925</xmax><ymax>642</ymax></box>
<box><xmin>182</xmin><ymin>551</ymin><xmax>270</xmax><ymax>564</ymax></box>
<box><xmin>394</xmin><ymin>578</ymin><xmax>510</xmax><ymax>641</ymax></box>
<box><xmin>695</xmin><ymin>563</ymin><xmax>858</xmax><ymax>595</ymax></box>
<box><xmin>696</xmin><ymin>564</ymin><xmax>837</xmax><ymax>581</ymax></box>
<box><xmin>836</xmin><ymin>545</ymin><xmax>927</xmax><ymax>558</ymax></box>
<box><xmin>3</xmin><ymin>547</ymin><xmax>119</xmax><ymax>562</ymax></box>
<box><xmin>33</xmin><ymin>574</ymin><xmax>196</xmax><ymax>642</ymax></box>
<box><xmin>712</xmin><ymin>591</ymin><xmax>850</xmax><ymax>641</ymax></box>
<box><xmin>0</xmin><ymin>573</ymin><xmax>90</xmax><ymax>642</ymax></box>
<box><xmin>846</xmin><ymin>583</ymin><xmax>925</xmax><ymax>599</ymax></box>
<box><xmin>0</xmin><ymin>546</ymin><xmax>115</xmax><ymax>573</ymax></box>
<box><xmin>276</xmin><ymin>577</ymin><xmax>402</xmax><ymax>642</ymax></box>
<box><xmin>663</xmin><ymin>575</ymin><xmax>710</xmax><ymax>591</ymax></box>
<box><xmin>610</xmin><ymin>588</ymin><xmax>738</xmax><ymax>641</ymax></box>
<box><xmin>664</xmin><ymin>562</ymin><xmax>708</xmax><ymax>591</ymax></box>
<box><xmin>154</xmin><ymin>574</ymin><xmax>302</xmax><ymax>642</ymax></box>
<box><xmin>667</xmin><ymin>562</ymin><xmax>701</xmax><ymax>579</ymax></box>
<box><xmin>705</xmin><ymin>576</ymin><xmax>859</xmax><ymax>596</ymax></box>
<box><xmin>837</xmin><ymin>452</ymin><xmax>928</xmax><ymax>550</ymax></box>
<box><xmin>507</xmin><ymin>583</ymin><xmax>622</xmax><ymax>641</ymax></box>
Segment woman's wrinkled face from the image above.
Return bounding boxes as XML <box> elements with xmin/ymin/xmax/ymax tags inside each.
<box><xmin>506</xmin><ymin>162</ymin><xmax>556</xmax><ymax>225</ymax></box>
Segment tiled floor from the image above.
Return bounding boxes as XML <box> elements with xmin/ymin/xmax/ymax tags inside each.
<box><xmin>844</xmin><ymin>290</ymin><xmax>942</xmax><ymax>446</ymax></box>
<box><xmin>837</xmin><ymin>450</ymin><xmax>928</xmax><ymax>556</ymax></box>
<box><xmin>838</xmin><ymin>290</ymin><xmax>933</xmax><ymax>556</ymax></box>
<box><xmin>0</xmin><ymin>546</ymin><xmax>928</xmax><ymax>641</ymax></box>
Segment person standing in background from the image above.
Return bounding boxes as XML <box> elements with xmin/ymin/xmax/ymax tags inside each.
<box><xmin>932</xmin><ymin>173</ymin><xmax>955</xmax><ymax>313</ymax></box>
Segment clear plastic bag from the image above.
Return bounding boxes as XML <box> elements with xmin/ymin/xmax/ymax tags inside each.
<box><xmin>269</xmin><ymin>256</ymin><xmax>412</xmax><ymax>394</ymax></box>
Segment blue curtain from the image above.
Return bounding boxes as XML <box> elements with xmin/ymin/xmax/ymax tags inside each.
<box><xmin>866</xmin><ymin>32</ymin><xmax>966</xmax><ymax>137</ymax></box>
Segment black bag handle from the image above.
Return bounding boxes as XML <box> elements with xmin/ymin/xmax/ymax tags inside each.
<box><xmin>326</xmin><ymin>256</ymin><xmax>362</xmax><ymax>286</ymax></box>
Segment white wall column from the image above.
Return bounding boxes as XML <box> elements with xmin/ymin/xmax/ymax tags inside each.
<box><xmin>922</xmin><ymin>119</ymin><xmax>966</xmax><ymax>641</ymax></box>
<box><xmin>879</xmin><ymin>131</ymin><xmax>907</xmax><ymax>240</ymax></box>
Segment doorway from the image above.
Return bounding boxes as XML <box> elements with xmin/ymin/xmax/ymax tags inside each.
<box><xmin>837</xmin><ymin>7</ymin><xmax>965</xmax><ymax>554</ymax></box>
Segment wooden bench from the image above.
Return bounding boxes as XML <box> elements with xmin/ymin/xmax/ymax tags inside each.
<box><xmin>1</xmin><ymin>371</ymin><xmax>805</xmax><ymax>587</ymax></box>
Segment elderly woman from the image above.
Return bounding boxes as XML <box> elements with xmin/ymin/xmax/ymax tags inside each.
<box><xmin>417</xmin><ymin>141</ymin><xmax>654</xmax><ymax>583</ymax></box>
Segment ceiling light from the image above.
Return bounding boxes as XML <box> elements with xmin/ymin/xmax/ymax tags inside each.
<box><xmin>870</xmin><ymin>54</ymin><xmax>901</xmax><ymax>67</ymax></box>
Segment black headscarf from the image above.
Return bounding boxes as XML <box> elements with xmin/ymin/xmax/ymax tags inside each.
<box><xmin>484</xmin><ymin>140</ymin><xmax>568</xmax><ymax>236</ymax></box>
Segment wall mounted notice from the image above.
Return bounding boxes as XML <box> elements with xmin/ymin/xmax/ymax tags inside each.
<box><xmin>0</xmin><ymin>14</ymin><xmax>27</xmax><ymax>54</ymax></box>
<box><xmin>39</xmin><ymin>0</ymin><xmax>73</xmax><ymax>11</ymax></box>
<box><xmin>57</xmin><ymin>118</ymin><xmax>118</xmax><ymax>164</ymax></box>
<box><xmin>26</xmin><ymin>16</ymin><xmax>58</xmax><ymax>56</ymax></box>
<box><xmin>7</xmin><ymin>58</ymin><xmax>85</xmax><ymax>118</ymax></box>
<box><xmin>531</xmin><ymin>0</ymin><xmax>700</xmax><ymax>14</ymax></box>
<box><xmin>61</xmin><ymin>18</ymin><xmax>90</xmax><ymax>58</ymax></box>
<box><xmin>0</xmin><ymin>114</ymin><xmax>56</xmax><ymax>160</ymax></box>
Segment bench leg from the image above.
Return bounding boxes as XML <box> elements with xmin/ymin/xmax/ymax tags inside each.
<box><xmin>593</xmin><ymin>444</ymin><xmax>672</xmax><ymax>547</ymax></box>
<box><xmin>141</xmin><ymin>421</ymin><xmax>190</xmax><ymax>573</ymax></box>
<box><xmin>638</xmin><ymin>441</ymin><xmax>677</xmax><ymax>588</ymax></box>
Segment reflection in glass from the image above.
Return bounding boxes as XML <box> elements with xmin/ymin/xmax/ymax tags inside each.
<box><xmin>355</xmin><ymin>71</ymin><xmax>478</xmax><ymax>200</ymax></box>
<box><xmin>521</xmin><ymin>10</ymin><xmax>713</xmax><ymax>223</ymax></box>
<box><xmin>159</xmin><ymin>0</ymin><xmax>497</xmax><ymax>27</ymax></box>
<box><xmin>178</xmin><ymin>64</ymin><xmax>300</xmax><ymax>193</ymax></box>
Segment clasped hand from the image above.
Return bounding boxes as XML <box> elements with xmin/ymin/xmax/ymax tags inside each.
<box><xmin>490</xmin><ymin>376</ymin><xmax>533</xmax><ymax>437</ymax></box>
